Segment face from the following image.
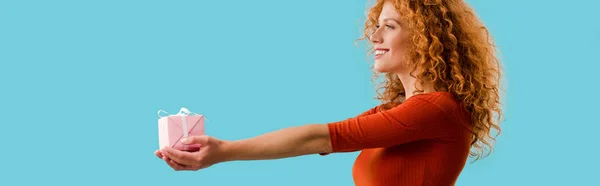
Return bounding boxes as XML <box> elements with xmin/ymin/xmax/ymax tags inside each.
<box><xmin>370</xmin><ymin>1</ymin><xmax>411</xmax><ymax>73</ymax></box>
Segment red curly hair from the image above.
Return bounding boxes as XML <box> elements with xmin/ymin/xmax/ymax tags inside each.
<box><xmin>360</xmin><ymin>0</ymin><xmax>504</xmax><ymax>161</ymax></box>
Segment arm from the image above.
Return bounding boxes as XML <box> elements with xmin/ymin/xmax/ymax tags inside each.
<box><xmin>157</xmin><ymin>124</ymin><xmax>333</xmax><ymax>170</ymax></box>
<box><xmin>318</xmin><ymin>104</ymin><xmax>382</xmax><ymax>155</ymax></box>
<box><xmin>221</xmin><ymin>124</ymin><xmax>333</xmax><ymax>162</ymax></box>
<box><xmin>220</xmin><ymin>98</ymin><xmax>448</xmax><ymax>161</ymax></box>
<box><xmin>326</xmin><ymin>96</ymin><xmax>454</xmax><ymax>153</ymax></box>
<box><xmin>157</xmin><ymin>97</ymin><xmax>451</xmax><ymax>170</ymax></box>
<box><xmin>354</xmin><ymin>104</ymin><xmax>381</xmax><ymax>118</ymax></box>
<box><xmin>219</xmin><ymin>105</ymin><xmax>382</xmax><ymax>161</ymax></box>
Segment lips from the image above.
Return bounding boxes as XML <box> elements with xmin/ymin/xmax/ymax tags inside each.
<box><xmin>375</xmin><ymin>50</ymin><xmax>388</xmax><ymax>55</ymax></box>
<box><xmin>374</xmin><ymin>48</ymin><xmax>389</xmax><ymax>59</ymax></box>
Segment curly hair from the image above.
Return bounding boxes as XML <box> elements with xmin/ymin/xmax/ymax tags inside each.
<box><xmin>359</xmin><ymin>0</ymin><xmax>504</xmax><ymax>161</ymax></box>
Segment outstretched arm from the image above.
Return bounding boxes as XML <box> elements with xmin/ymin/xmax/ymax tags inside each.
<box><xmin>156</xmin><ymin>98</ymin><xmax>449</xmax><ymax>171</ymax></box>
<box><xmin>156</xmin><ymin>124</ymin><xmax>333</xmax><ymax>171</ymax></box>
<box><xmin>222</xmin><ymin>104</ymin><xmax>382</xmax><ymax>160</ymax></box>
<box><xmin>223</xmin><ymin>124</ymin><xmax>332</xmax><ymax>161</ymax></box>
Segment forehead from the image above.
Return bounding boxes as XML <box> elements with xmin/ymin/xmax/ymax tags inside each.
<box><xmin>379</xmin><ymin>1</ymin><xmax>402</xmax><ymax>20</ymax></box>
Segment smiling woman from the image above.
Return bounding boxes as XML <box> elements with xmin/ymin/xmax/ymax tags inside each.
<box><xmin>155</xmin><ymin>0</ymin><xmax>503</xmax><ymax>185</ymax></box>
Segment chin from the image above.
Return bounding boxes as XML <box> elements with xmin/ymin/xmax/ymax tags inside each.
<box><xmin>373</xmin><ymin>62</ymin><xmax>389</xmax><ymax>73</ymax></box>
<box><xmin>374</xmin><ymin>67</ymin><xmax>386</xmax><ymax>73</ymax></box>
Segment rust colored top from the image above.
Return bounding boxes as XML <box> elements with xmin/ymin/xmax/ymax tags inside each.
<box><xmin>322</xmin><ymin>92</ymin><xmax>473</xmax><ymax>186</ymax></box>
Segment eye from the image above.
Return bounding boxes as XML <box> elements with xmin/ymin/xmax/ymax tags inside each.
<box><xmin>375</xmin><ymin>24</ymin><xmax>394</xmax><ymax>30</ymax></box>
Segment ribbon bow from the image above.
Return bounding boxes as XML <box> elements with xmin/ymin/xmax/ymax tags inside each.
<box><xmin>157</xmin><ymin>107</ymin><xmax>197</xmax><ymax>117</ymax></box>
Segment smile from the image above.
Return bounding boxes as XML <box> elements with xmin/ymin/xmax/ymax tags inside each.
<box><xmin>375</xmin><ymin>50</ymin><xmax>388</xmax><ymax>55</ymax></box>
<box><xmin>375</xmin><ymin>49</ymin><xmax>389</xmax><ymax>59</ymax></box>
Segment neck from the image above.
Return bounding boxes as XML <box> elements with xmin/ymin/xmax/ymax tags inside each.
<box><xmin>396</xmin><ymin>72</ymin><xmax>436</xmax><ymax>100</ymax></box>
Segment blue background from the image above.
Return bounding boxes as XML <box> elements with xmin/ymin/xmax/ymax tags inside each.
<box><xmin>1</xmin><ymin>0</ymin><xmax>598</xmax><ymax>185</ymax></box>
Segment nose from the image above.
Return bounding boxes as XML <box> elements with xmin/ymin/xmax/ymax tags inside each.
<box><xmin>370</xmin><ymin>28</ymin><xmax>383</xmax><ymax>44</ymax></box>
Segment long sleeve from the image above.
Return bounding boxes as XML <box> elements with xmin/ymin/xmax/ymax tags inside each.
<box><xmin>320</xmin><ymin>92</ymin><xmax>473</xmax><ymax>186</ymax></box>
<box><xmin>326</xmin><ymin>96</ymin><xmax>455</xmax><ymax>153</ymax></box>
<box><xmin>317</xmin><ymin>104</ymin><xmax>381</xmax><ymax>156</ymax></box>
<box><xmin>354</xmin><ymin>104</ymin><xmax>381</xmax><ymax>118</ymax></box>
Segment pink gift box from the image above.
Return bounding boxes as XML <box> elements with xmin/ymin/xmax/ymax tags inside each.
<box><xmin>158</xmin><ymin>108</ymin><xmax>205</xmax><ymax>152</ymax></box>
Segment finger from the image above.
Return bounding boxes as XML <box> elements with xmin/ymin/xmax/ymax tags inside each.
<box><xmin>169</xmin><ymin>159</ymin><xmax>196</xmax><ymax>171</ymax></box>
<box><xmin>155</xmin><ymin>150</ymin><xmax>164</xmax><ymax>159</ymax></box>
<box><xmin>181</xmin><ymin>135</ymin><xmax>210</xmax><ymax>145</ymax></box>
<box><xmin>163</xmin><ymin>156</ymin><xmax>186</xmax><ymax>170</ymax></box>
<box><xmin>161</xmin><ymin>147</ymin><xmax>197</xmax><ymax>166</ymax></box>
<box><xmin>164</xmin><ymin>156</ymin><xmax>195</xmax><ymax>171</ymax></box>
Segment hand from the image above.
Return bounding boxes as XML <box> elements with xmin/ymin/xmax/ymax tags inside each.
<box><xmin>154</xmin><ymin>135</ymin><xmax>228</xmax><ymax>171</ymax></box>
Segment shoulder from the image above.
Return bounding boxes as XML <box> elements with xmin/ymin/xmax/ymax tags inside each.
<box><xmin>407</xmin><ymin>92</ymin><xmax>463</xmax><ymax>112</ymax></box>
<box><xmin>381</xmin><ymin>91</ymin><xmax>468</xmax><ymax>123</ymax></box>
<box><xmin>371</xmin><ymin>92</ymin><xmax>455</xmax><ymax>122</ymax></box>
<box><xmin>368</xmin><ymin>92</ymin><xmax>469</xmax><ymax>124</ymax></box>
<box><xmin>406</xmin><ymin>91</ymin><xmax>472</xmax><ymax>127</ymax></box>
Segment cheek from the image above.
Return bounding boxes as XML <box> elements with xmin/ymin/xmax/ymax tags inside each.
<box><xmin>391</xmin><ymin>44</ymin><xmax>407</xmax><ymax>58</ymax></box>
<box><xmin>390</xmin><ymin>50</ymin><xmax>405</xmax><ymax>65</ymax></box>
<box><xmin>390</xmin><ymin>32</ymin><xmax>409</xmax><ymax>56</ymax></box>
<box><xmin>374</xmin><ymin>33</ymin><xmax>410</xmax><ymax>72</ymax></box>
<box><xmin>390</xmin><ymin>40</ymin><xmax>409</xmax><ymax>65</ymax></box>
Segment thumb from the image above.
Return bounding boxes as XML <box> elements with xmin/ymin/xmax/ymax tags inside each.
<box><xmin>181</xmin><ymin>135</ymin><xmax>211</xmax><ymax>145</ymax></box>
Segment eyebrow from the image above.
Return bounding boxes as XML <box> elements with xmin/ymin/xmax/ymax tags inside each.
<box><xmin>380</xmin><ymin>18</ymin><xmax>401</xmax><ymax>25</ymax></box>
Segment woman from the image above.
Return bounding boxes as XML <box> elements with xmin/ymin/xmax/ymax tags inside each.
<box><xmin>155</xmin><ymin>0</ymin><xmax>503</xmax><ymax>185</ymax></box>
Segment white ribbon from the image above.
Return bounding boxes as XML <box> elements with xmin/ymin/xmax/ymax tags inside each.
<box><xmin>157</xmin><ymin>107</ymin><xmax>204</xmax><ymax>151</ymax></box>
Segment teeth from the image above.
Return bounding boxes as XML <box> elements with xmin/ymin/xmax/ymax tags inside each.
<box><xmin>375</xmin><ymin>50</ymin><xmax>388</xmax><ymax>55</ymax></box>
